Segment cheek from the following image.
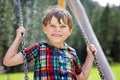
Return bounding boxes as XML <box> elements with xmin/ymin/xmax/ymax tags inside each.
<box><xmin>44</xmin><ymin>27</ymin><xmax>52</xmax><ymax>34</ymax></box>
<box><xmin>63</xmin><ymin>31</ymin><xmax>71</xmax><ymax>37</ymax></box>
<box><xmin>46</xmin><ymin>29</ymin><xmax>54</xmax><ymax>36</ymax></box>
<box><xmin>63</xmin><ymin>29</ymin><xmax>71</xmax><ymax>35</ymax></box>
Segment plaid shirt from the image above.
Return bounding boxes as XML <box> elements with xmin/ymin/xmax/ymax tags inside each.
<box><xmin>23</xmin><ymin>41</ymin><xmax>82</xmax><ymax>80</ymax></box>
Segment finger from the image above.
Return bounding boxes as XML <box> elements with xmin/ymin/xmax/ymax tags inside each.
<box><xmin>16</xmin><ymin>27</ymin><xmax>25</xmax><ymax>37</ymax></box>
<box><xmin>88</xmin><ymin>44</ymin><xmax>97</xmax><ymax>54</ymax></box>
<box><xmin>19</xmin><ymin>27</ymin><xmax>25</xmax><ymax>34</ymax></box>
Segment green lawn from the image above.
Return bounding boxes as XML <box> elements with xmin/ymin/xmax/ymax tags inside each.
<box><xmin>88</xmin><ymin>63</ymin><xmax>120</xmax><ymax>80</ymax></box>
<box><xmin>0</xmin><ymin>63</ymin><xmax>120</xmax><ymax>80</ymax></box>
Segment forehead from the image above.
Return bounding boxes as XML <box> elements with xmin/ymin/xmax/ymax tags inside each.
<box><xmin>43</xmin><ymin>8</ymin><xmax>69</xmax><ymax>26</ymax></box>
<box><xmin>50</xmin><ymin>16</ymin><xmax>66</xmax><ymax>25</ymax></box>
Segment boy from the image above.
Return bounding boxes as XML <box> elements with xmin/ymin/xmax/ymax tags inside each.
<box><xmin>3</xmin><ymin>6</ymin><xmax>97</xmax><ymax>80</ymax></box>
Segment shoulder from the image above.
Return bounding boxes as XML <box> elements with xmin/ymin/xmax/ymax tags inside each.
<box><xmin>38</xmin><ymin>40</ymin><xmax>49</xmax><ymax>46</ymax></box>
<box><xmin>65</xmin><ymin>44</ymin><xmax>80</xmax><ymax>62</ymax></box>
<box><xmin>25</xmin><ymin>40</ymin><xmax>47</xmax><ymax>51</ymax></box>
<box><xmin>65</xmin><ymin>43</ymin><xmax>77</xmax><ymax>56</ymax></box>
<box><xmin>68</xmin><ymin>46</ymin><xmax>76</xmax><ymax>53</ymax></box>
<box><xmin>68</xmin><ymin>47</ymin><xmax>77</xmax><ymax>57</ymax></box>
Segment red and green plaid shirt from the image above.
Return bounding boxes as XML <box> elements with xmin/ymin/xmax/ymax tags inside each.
<box><xmin>23</xmin><ymin>41</ymin><xmax>82</xmax><ymax>80</ymax></box>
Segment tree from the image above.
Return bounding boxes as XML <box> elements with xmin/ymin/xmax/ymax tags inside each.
<box><xmin>108</xmin><ymin>6</ymin><xmax>120</xmax><ymax>62</ymax></box>
<box><xmin>97</xmin><ymin>5</ymin><xmax>120</xmax><ymax>62</ymax></box>
<box><xmin>0</xmin><ymin>0</ymin><xmax>13</xmax><ymax>66</ymax></box>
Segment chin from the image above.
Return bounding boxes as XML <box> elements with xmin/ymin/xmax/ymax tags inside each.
<box><xmin>53</xmin><ymin>41</ymin><xmax>62</xmax><ymax>43</ymax></box>
<box><xmin>52</xmin><ymin>40</ymin><xmax>63</xmax><ymax>43</ymax></box>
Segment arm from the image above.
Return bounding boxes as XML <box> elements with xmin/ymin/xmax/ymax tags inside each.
<box><xmin>76</xmin><ymin>44</ymin><xmax>97</xmax><ymax>80</ymax></box>
<box><xmin>3</xmin><ymin>27</ymin><xmax>25</xmax><ymax>66</ymax></box>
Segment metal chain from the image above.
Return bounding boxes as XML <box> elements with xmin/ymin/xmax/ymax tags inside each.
<box><xmin>18</xmin><ymin>0</ymin><xmax>29</xmax><ymax>80</ymax></box>
<box><xmin>73</xmin><ymin>12</ymin><xmax>105</xmax><ymax>80</ymax></box>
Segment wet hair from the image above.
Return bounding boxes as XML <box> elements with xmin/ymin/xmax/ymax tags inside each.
<box><xmin>42</xmin><ymin>6</ymin><xmax>74</xmax><ymax>29</ymax></box>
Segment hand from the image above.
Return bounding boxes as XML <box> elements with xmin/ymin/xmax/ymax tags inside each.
<box><xmin>16</xmin><ymin>26</ymin><xmax>25</xmax><ymax>39</ymax></box>
<box><xmin>87</xmin><ymin>44</ymin><xmax>97</xmax><ymax>55</ymax></box>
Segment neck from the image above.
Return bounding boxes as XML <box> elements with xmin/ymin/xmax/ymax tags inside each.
<box><xmin>48</xmin><ymin>40</ymin><xmax>64</xmax><ymax>48</ymax></box>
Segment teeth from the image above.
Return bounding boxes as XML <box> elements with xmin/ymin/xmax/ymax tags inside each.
<box><xmin>52</xmin><ymin>34</ymin><xmax>62</xmax><ymax>37</ymax></box>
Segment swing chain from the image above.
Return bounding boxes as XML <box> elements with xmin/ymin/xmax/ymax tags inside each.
<box><xmin>73</xmin><ymin>12</ymin><xmax>105</xmax><ymax>80</ymax></box>
<box><xmin>21</xmin><ymin>35</ymin><xmax>29</xmax><ymax>80</ymax></box>
<box><xmin>18</xmin><ymin>0</ymin><xmax>29</xmax><ymax>80</ymax></box>
<box><xmin>93</xmin><ymin>54</ymin><xmax>105</xmax><ymax>80</ymax></box>
<box><xmin>18</xmin><ymin>0</ymin><xmax>23</xmax><ymax>27</ymax></box>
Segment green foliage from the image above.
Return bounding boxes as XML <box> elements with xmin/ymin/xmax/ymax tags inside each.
<box><xmin>82</xmin><ymin>1</ymin><xmax>120</xmax><ymax>62</ymax></box>
<box><xmin>0</xmin><ymin>0</ymin><xmax>13</xmax><ymax>65</ymax></box>
<box><xmin>94</xmin><ymin>5</ymin><xmax>120</xmax><ymax>62</ymax></box>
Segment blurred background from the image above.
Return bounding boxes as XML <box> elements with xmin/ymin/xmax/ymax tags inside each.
<box><xmin>0</xmin><ymin>0</ymin><xmax>120</xmax><ymax>80</ymax></box>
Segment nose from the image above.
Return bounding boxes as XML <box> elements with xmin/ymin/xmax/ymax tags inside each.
<box><xmin>55</xmin><ymin>26</ymin><xmax>61</xmax><ymax>32</ymax></box>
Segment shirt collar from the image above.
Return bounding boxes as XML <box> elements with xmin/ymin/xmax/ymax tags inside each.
<box><xmin>41</xmin><ymin>40</ymin><xmax>69</xmax><ymax>49</ymax></box>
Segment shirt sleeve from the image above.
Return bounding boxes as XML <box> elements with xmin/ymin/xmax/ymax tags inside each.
<box><xmin>21</xmin><ymin>43</ymin><xmax>40</xmax><ymax>62</ymax></box>
<box><xmin>74</xmin><ymin>54</ymin><xmax>82</xmax><ymax>75</ymax></box>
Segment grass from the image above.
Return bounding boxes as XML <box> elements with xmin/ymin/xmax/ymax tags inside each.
<box><xmin>0</xmin><ymin>72</ymin><xmax>33</xmax><ymax>80</ymax></box>
<box><xmin>88</xmin><ymin>63</ymin><xmax>120</xmax><ymax>80</ymax></box>
<box><xmin>0</xmin><ymin>63</ymin><xmax>120</xmax><ymax>80</ymax></box>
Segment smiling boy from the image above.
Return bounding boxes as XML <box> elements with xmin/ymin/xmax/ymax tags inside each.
<box><xmin>3</xmin><ymin>6</ymin><xmax>97</xmax><ymax>80</ymax></box>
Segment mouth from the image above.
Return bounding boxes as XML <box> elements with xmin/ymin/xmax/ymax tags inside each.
<box><xmin>52</xmin><ymin>34</ymin><xmax>62</xmax><ymax>37</ymax></box>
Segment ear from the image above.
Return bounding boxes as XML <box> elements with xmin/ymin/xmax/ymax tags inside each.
<box><xmin>42</xmin><ymin>25</ymin><xmax>47</xmax><ymax>34</ymax></box>
<box><xmin>68</xmin><ymin>29</ymin><xmax>72</xmax><ymax>35</ymax></box>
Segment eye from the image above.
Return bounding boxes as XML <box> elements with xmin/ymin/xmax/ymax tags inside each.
<box><xmin>60</xmin><ymin>25</ymin><xmax>67</xmax><ymax>28</ymax></box>
<box><xmin>49</xmin><ymin>25</ymin><xmax>56</xmax><ymax>28</ymax></box>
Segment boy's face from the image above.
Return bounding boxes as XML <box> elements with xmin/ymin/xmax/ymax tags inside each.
<box><xmin>43</xmin><ymin>16</ymin><xmax>72</xmax><ymax>46</ymax></box>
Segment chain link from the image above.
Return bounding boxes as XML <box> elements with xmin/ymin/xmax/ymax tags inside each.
<box><xmin>21</xmin><ymin>35</ymin><xmax>29</xmax><ymax>80</ymax></box>
<box><xmin>18</xmin><ymin>0</ymin><xmax>29</xmax><ymax>80</ymax></box>
<box><xmin>72</xmin><ymin>9</ymin><xmax>105</xmax><ymax>80</ymax></box>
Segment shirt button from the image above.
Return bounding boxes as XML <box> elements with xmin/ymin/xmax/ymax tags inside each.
<box><xmin>59</xmin><ymin>56</ymin><xmax>62</xmax><ymax>59</ymax></box>
<box><xmin>61</xmin><ymin>66</ymin><xmax>63</xmax><ymax>69</ymax></box>
<box><xmin>62</xmin><ymin>77</ymin><xmax>64</xmax><ymax>80</ymax></box>
<box><xmin>55</xmin><ymin>76</ymin><xmax>57</xmax><ymax>79</ymax></box>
